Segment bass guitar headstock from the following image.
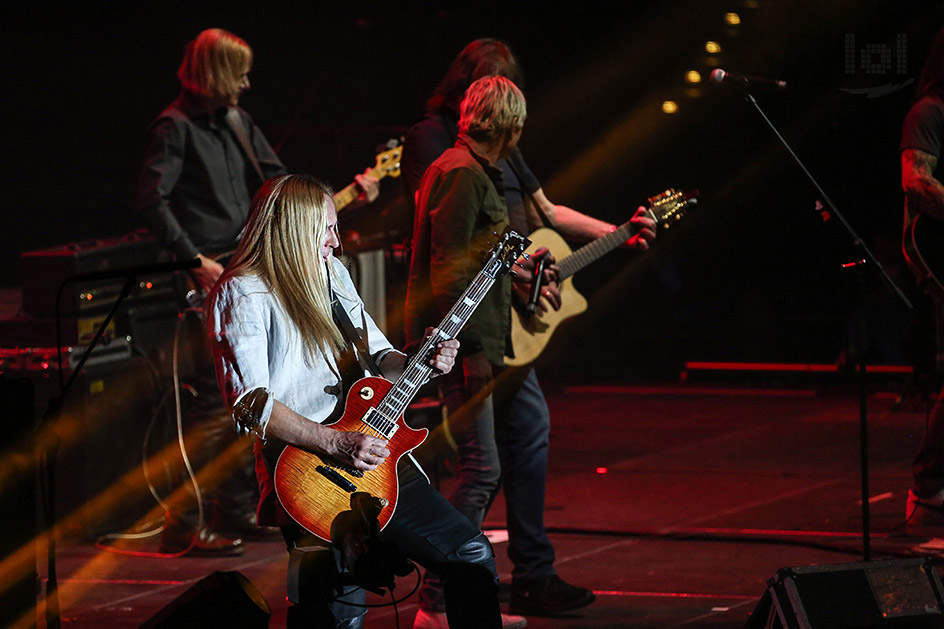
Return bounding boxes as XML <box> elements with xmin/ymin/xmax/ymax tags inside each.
<box><xmin>373</xmin><ymin>139</ymin><xmax>403</xmax><ymax>179</ymax></box>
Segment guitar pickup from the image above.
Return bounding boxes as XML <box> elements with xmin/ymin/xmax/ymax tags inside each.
<box><xmin>316</xmin><ymin>465</ymin><xmax>357</xmax><ymax>492</ymax></box>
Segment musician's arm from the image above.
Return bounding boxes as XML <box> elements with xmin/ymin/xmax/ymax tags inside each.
<box><xmin>264</xmin><ymin>399</ymin><xmax>389</xmax><ymax>470</ymax></box>
<box><xmin>902</xmin><ymin>148</ymin><xmax>944</xmax><ymax>221</ymax></box>
<box><xmin>533</xmin><ymin>188</ymin><xmax>656</xmax><ymax>251</ymax></box>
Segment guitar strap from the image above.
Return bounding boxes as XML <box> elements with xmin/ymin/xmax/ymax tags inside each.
<box><xmin>505</xmin><ymin>151</ymin><xmax>553</xmax><ymax>230</ymax></box>
<box><xmin>330</xmin><ymin>287</ymin><xmax>383</xmax><ymax>378</ymax></box>
<box><xmin>225</xmin><ymin>107</ymin><xmax>266</xmax><ymax>185</ymax></box>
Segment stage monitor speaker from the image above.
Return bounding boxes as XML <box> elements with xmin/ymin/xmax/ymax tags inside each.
<box><xmin>141</xmin><ymin>571</ymin><xmax>270</xmax><ymax>629</ymax></box>
<box><xmin>745</xmin><ymin>558</ymin><xmax>944</xmax><ymax>628</ymax></box>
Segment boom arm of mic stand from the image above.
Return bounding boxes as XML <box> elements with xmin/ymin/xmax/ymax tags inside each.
<box><xmin>744</xmin><ymin>93</ymin><xmax>912</xmax><ymax>311</ymax></box>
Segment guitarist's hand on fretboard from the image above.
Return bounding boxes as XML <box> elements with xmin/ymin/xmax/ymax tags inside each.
<box><xmin>624</xmin><ymin>205</ymin><xmax>658</xmax><ymax>251</ymax></box>
<box><xmin>354</xmin><ymin>170</ymin><xmax>381</xmax><ymax>204</ymax></box>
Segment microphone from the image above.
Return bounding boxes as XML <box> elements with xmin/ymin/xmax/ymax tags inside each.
<box><xmin>526</xmin><ymin>249</ymin><xmax>550</xmax><ymax>315</ymax></box>
<box><xmin>710</xmin><ymin>68</ymin><xmax>787</xmax><ymax>92</ymax></box>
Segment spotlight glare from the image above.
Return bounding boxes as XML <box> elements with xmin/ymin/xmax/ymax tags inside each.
<box><xmin>725</xmin><ymin>12</ymin><xmax>741</xmax><ymax>25</ymax></box>
<box><xmin>662</xmin><ymin>100</ymin><xmax>679</xmax><ymax>114</ymax></box>
<box><xmin>595</xmin><ymin>467</ymin><xmax>609</xmax><ymax>474</ymax></box>
<box><xmin>685</xmin><ymin>70</ymin><xmax>702</xmax><ymax>84</ymax></box>
<box><xmin>705</xmin><ymin>41</ymin><xmax>722</xmax><ymax>54</ymax></box>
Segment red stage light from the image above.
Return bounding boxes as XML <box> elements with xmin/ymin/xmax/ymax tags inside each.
<box><xmin>596</xmin><ymin>467</ymin><xmax>608</xmax><ymax>474</ymax></box>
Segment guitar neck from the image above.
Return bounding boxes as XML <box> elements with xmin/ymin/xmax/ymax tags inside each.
<box><xmin>333</xmin><ymin>164</ymin><xmax>385</xmax><ymax>213</ymax></box>
<box><xmin>557</xmin><ymin>220</ymin><xmax>634</xmax><ymax>280</ymax></box>
<box><xmin>371</xmin><ymin>272</ymin><xmax>497</xmax><ymax>430</ymax></box>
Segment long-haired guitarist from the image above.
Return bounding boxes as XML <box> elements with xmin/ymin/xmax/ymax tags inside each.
<box><xmin>901</xmin><ymin>25</ymin><xmax>944</xmax><ymax>538</ymax></box>
<box><xmin>133</xmin><ymin>28</ymin><xmax>381</xmax><ymax>555</ymax></box>
<box><xmin>206</xmin><ymin>174</ymin><xmax>503</xmax><ymax>627</ymax></box>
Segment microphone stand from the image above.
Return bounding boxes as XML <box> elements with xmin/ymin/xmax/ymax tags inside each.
<box><xmin>40</xmin><ymin>258</ymin><xmax>199</xmax><ymax>627</ymax></box>
<box><xmin>742</xmin><ymin>93</ymin><xmax>912</xmax><ymax>562</ymax></box>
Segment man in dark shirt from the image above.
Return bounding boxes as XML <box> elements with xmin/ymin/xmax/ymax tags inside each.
<box><xmin>404</xmin><ymin>40</ymin><xmax>656</xmax><ymax>624</ymax></box>
<box><xmin>901</xmin><ymin>26</ymin><xmax>944</xmax><ymax>541</ymax></box>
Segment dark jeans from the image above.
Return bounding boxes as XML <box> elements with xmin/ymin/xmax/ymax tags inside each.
<box><xmin>283</xmin><ymin>462</ymin><xmax>501</xmax><ymax>628</ymax></box>
<box><xmin>420</xmin><ymin>366</ymin><xmax>555</xmax><ymax>610</ymax></box>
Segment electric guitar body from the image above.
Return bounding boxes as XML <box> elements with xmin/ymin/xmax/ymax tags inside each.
<box><xmin>275</xmin><ymin>377</ymin><xmax>426</xmax><ymax>541</ymax></box>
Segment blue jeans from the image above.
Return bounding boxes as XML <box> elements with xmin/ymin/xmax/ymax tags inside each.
<box><xmin>420</xmin><ymin>367</ymin><xmax>555</xmax><ymax>610</ymax></box>
<box><xmin>284</xmin><ymin>462</ymin><xmax>501</xmax><ymax>628</ymax></box>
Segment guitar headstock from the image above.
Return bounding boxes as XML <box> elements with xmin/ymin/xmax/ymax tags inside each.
<box><xmin>483</xmin><ymin>229</ymin><xmax>530</xmax><ymax>280</ymax></box>
<box><xmin>373</xmin><ymin>140</ymin><xmax>403</xmax><ymax>179</ymax></box>
<box><xmin>648</xmin><ymin>188</ymin><xmax>699</xmax><ymax>230</ymax></box>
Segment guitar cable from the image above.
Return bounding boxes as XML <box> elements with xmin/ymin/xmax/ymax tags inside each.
<box><xmin>95</xmin><ymin>309</ymin><xmax>205</xmax><ymax>557</ymax></box>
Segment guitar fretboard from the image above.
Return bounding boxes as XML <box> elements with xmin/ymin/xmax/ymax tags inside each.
<box><xmin>366</xmin><ymin>271</ymin><xmax>498</xmax><ymax>437</ymax></box>
<box><xmin>333</xmin><ymin>164</ymin><xmax>383</xmax><ymax>212</ymax></box>
<box><xmin>558</xmin><ymin>220</ymin><xmax>635</xmax><ymax>280</ymax></box>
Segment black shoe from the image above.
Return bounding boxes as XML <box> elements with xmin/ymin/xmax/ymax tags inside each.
<box><xmin>510</xmin><ymin>575</ymin><xmax>595</xmax><ymax>616</ymax></box>
<box><xmin>160</xmin><ymin>517</ymin><xmax>245</xmax><ymax>556</ymax></box>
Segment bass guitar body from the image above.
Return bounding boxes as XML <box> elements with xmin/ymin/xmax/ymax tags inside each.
<box><xmin>507</xmin><ymin>228</ymin><xmax>587</xmax><ymax>368</ymax></box>
<box><xmin>274</xmin><ymin>376</ymin><xmax>428</xmax><ymax>542</ymax></box>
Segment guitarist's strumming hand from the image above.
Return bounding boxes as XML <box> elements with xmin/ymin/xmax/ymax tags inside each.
<box><xmin>193</xmin><ymin>253</ymin><xmax>225</xmax><ymax>292</ymax></box>
<box><xmin>623</xmin><ymin>206</ymin><xmax>658</xmax><ymax>251</ymax></box>
<box><xmin>331</xmin><ymin>431</ymin><xmax>391</xmax><ymax>471</ymax></box>
<box><xmin>512</xmin><ymin>247</ymin><xmax>562</xmax><ymax>314</ymax></box>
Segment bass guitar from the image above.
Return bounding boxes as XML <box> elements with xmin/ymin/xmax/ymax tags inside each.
<box><xmin>505</xmin><ymin>188</ymin><xmax>698</xmax><ymax>367</ymax></box>
<box><xmin>274</xmin><ymin>229</ymin><xmax>530</xmax><ymax>542</ymax></box>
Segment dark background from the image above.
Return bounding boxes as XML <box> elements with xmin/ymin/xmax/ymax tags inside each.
<box><xmin>3</xmin><ymin>0</ymin><xmax>942</xmax><ymax>384</ymax></box>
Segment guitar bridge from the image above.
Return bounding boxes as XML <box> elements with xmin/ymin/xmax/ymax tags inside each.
<box><xmin>316</xmin><ymin>465</ymin><xmax>357</xmax><ymax>492</ymax></box>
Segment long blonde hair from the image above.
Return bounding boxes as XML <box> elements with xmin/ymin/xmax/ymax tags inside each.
<box><xmin>178</xmin><ymin>28</ymin><xmax>252</xmax><ymax>101</ymax></box>
<box><xmin>215</xmin><ymin>174</ymin><xmax>347</xmax><ymax>362</ymax></box>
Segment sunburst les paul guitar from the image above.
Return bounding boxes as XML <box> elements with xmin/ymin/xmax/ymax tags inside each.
<box><xmin>274</xmin><ymin>229</ymin><xmax>530</xmax><ymax>542</ymax></box>
<box><xmin>505</xmin><ymin>188</ymin><xmax>698</xmax><ymax>367</ymax></box>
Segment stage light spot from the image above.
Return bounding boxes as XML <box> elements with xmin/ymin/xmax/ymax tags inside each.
<box><xmin>685</xmin><ymin>70</ymin><xmax>702</xmax><ymax>84</ymax></box>
<box><xmin>705</xmin><ymin>41</ymin><xmax>721</xmax><ymax>54</ymax></box>
<box><xmin>596</xmin><ymin>466</ymin><xmax>609</xmax><ymax>474</ymax></box>
<box><xmin>725</xmin><ymin>12</ymin><xmax>741</xmax><ymax>25</ymax></box>
<box><xmin>662</xmin><ymin>101</ymin><xmax>679</xmax><ymax>114</ymax></box>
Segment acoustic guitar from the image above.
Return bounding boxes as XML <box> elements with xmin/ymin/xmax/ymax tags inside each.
<box><xmin>505</xmin><ymin>188</ymin><xmax>698</xmax><ymax>367</ymax></box>
<box><xmin>274</xmin><ymin>229</ymin><xmax>530</xmax><ymax>542</ymax></box>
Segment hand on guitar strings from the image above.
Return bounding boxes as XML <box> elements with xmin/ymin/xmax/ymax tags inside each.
<box><xmin>512</xmin><ymin>248</ymin><xmax>562</xmax><ymax>314</ymax></box>
<box><xmin>354</xmin><ymin>170</ymin><xmax>381</xmax><ymax>204</ymax></box>
<box><xmin>423</xmin><ymin>327</ymin><xmax>459</xmax><ymax>377</ymax></box>
<box><xmin>331</xmin><ymin>431</ymin><xmax>390</xmax><ymax>471</ymax></box>
<box><xmin>624</xmin><ymin>206</ymin><xmax>658</xmax><ymax>251</ymax></box>
<box><xmin>193</xmin><ymin>253</ymin><xmax>225</xmax><ymax>291</ymax></box>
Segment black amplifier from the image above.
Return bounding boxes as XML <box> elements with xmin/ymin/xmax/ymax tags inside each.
<box><xmin>19</xmin><ymin>230</ymin><xmax>178</xmax><ymax>318</ymax></box>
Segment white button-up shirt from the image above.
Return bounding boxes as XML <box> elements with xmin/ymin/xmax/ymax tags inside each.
<box><xmin>208</xmin><ymin>255</ymin><xmax>400</xmax><ymax>435</ymax></box>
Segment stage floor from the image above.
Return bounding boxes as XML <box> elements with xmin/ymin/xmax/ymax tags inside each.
<box><xmin>29</xmin><ymin>383</ymin><xmax>944</xmax><ymax>628</ymax></box>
